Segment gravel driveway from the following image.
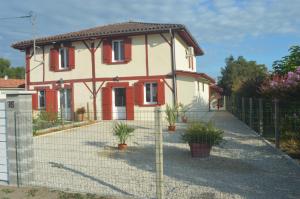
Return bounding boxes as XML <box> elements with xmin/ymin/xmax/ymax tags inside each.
<box><xmin>29</xmin><ymin>111</ymin><xmax>300</xmax><ymax>199</ymax></box>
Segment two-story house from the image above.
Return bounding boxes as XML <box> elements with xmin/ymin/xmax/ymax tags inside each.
<box><xmin>12</xmin><ymin>22</ymin><xmax>214</xmax><ymax>120</ymax></box>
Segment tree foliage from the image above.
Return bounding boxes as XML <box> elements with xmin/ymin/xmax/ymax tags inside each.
<box><xmin>273</xmin><ymin>46</ymin><xmax>300</xmax><ymax>75</ymax></box>
<box><xmin>0</xmin><ymin>57</ymin><xmax>25</xmax><ymax>79</ymax></box>
<box><xmin>218</xmin><ymin>56</ymin><xmax>267</xmax><ymax>96</ymax></box>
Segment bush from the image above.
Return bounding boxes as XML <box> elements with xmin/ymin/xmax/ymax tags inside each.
<box><xmin>113</xmin><ymin>122</ymin><xmax>135</xmax><ymax>144</ymax></box>
<box><xmin>76</xmin><ymin>107</ymin><xmax>86</xmax><ymax>114</ymax></box>
<box><xmin>37</xmin><ymin>111</ymin><xmax>58</xmax><ymax>123</ymax></box>
<box><xmin>182</xmin><ymin>122</ymin><xmax>223</xmax><ymax>146</ymax></box>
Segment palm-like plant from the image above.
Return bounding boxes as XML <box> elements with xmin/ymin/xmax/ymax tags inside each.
<box><xmin>113</xmin><ymin>122</ymin><xmax>135</xmax><ymax>144</ymax></box>
<box><xmin>165</xmin><ymin>104</ymin><xmax>177</xmax><ymax>126</ymax></box>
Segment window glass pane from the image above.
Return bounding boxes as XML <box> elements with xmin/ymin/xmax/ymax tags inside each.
<box><xmin>39</xmin><ymin>90</ymin><xmax>45</xmax><ymax>108</ymax></box>
<box><xmin>120</xmin><ymin>40</ymin><xmax>124</xmax><ymax>60</ymax></box>
<box><xmin>145</xmin><ymin>83</ymin><xmax>151</xmax><ymax>102</ymax></box>
<box><xmin>115</xmin><ymin>88</ymin><xmax>126</xmax><ymax>106</ymax></box>
<box><xmin>66</xmin><ymin>89</ymin><xmax>71</xmax><ymax>108</ymax></box>
<box><xmin>60</xmin><ymin>49</ymin><xmax>65</xmax><ymax>68</ymax></box>
<box><xmin>152</xmin><ymin>83</ymin><xmax>158</xmax><ymax>102</ymax></box>
<box><xmin>113</xmin><ymin>41</ymin><xmax>119</xmax><ymax>61</ymax></box>
<box><xmin>65</xmin><ymin>48</ymin><xmax>69</xmax><ymax>68</ymax></box>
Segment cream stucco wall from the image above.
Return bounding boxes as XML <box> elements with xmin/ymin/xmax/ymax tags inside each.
<box><xmin>176</xmin><ymin>76</ymin><xmax>209</xmax><ymax>111</ymax></box>
<box><xmin>174</xmin><ymin>34</ymin><xmax>196</xmax><ymax>72</ymax></box>
<box><xmin>27</xmin><ymin>31</ymin><xmax>209</xmax><ymax>120</ymax></box>
<box><xmin>29</xmin><ymin>33</ymin><xmax>196</xmax><ymax>83</ymax></box>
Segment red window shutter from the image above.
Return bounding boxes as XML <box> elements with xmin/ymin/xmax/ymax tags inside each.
<box><xmin>32</xmin><ymin>92</ymin><xmax>38</xmax><ymax>110</ymax></box>
<box><xmin>103</xmin><ymin>39</ymin><xmax>112</xmax><ymax>64</ymax></box>
<box><xmin>126</xmin><ymin>87</ymin><xmax>134</xmax><ymax>120</ymax></box>
<box><xmin>124</xmin><ymin>37</ymin><xmax>132</xmax><ymax>62</ymax></box>
<box><xmin>157</xmin><ymin>80</ymin><xmax>165</xmax><ymax>105</ymax></box>
<box><xmin>102</xmin><ymin>87</ymin><xmax>112</xmax><ymax>120</ymax></box>
<box><xmin>134</xmin><ymin>82</ymin><xmax>144</xmax><ymax>106</ymax></box>
<box><xmin>50</xmin><ymin>48</ymin><xmax>59</xmax><ymax>71</ymax></box>
<box><xmin>45</xmin><ymin>89</ymin><xmax>58</xmax><ymax>113</ymax></box>
<box><xmin>68</xmin><ymin>47</ymin><xmax>75</xmax><ymax>69</ymax></box>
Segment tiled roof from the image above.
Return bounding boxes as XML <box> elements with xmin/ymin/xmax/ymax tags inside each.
<box><xmin>0</xmin><ymin>78</ymin><xmax>25</xmax><ymax>88</ymax></box>
<box><xmin>11</xmin><ymin>21</ymin><xmax>203</xmax><ymax>55</ymax></box>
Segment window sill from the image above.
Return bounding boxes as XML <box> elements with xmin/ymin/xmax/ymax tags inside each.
<box><xmin>107</xmin><ymin>61</ymin><xmax>130</xmax><ymax>65</ymax></box>
<box><xmin>54</xmin><ymin>68</ymin><xmax>73</xmax><ymax>72</ymax></box>
<box><xmin>138</xmin><ymin>103</ymin><xmax>160</xmax><ymax>107</ymax></box>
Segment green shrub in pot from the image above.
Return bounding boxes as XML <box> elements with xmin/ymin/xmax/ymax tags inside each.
<box><xmin>113</xmin><ymin>122</ymin><xmax>135</xmax><ymax>150</ymax></box>
<box><xmin>182</xmin><ymin>122</ymin><xmax>223</xmax><ymax>157</ymax></box>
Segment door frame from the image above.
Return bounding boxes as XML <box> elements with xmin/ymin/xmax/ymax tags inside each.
<box><xmin>102</xmin><ymin>82</ymin><xmax>134</xmax><ymax>120</ymax></box>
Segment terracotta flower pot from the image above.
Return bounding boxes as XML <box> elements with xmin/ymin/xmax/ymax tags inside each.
<box><xmin>181</xmin><ymin>116</ymin><xmax>188</xmax><ymax>123</ymax></box>
<box><xmin>189</xmin><ymin>143</ymin><xmax>211</xmax><ymax>158</ymax></box>
<box><xmin>118</xmin><ymin>144</ymin><xmax>128</xmax><ymax>151</ymax></box>
<box><xmin>168</xmin><ymin>125</ymin><xmax>176</xmax><ymax>132</ymax></box>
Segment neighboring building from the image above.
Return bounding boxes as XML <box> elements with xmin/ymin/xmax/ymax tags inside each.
<box><xmin>0</xmin><ymin>76</ymin><xmax>25</xmax><ymax>99</ymax></box>
<box><xmin>12</xmin><ymin>21</ymin><xmax>214</xmax><ymax>120</ymax></box>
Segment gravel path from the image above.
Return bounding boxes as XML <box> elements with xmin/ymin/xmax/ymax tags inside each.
<box><xmin>29</xmin><ymin>111</ymin><xmax>300</xmax><ymax>199</ymax></box>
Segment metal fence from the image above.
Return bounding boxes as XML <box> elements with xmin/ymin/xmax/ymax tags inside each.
<box><xmin>10</xmin><ymin>108</ymin><xmax>300</xmax><ymax>199</ymax></box>
<box><xmin>226</xmin><ymin>96</ymin><xmax>300</xmax><ymax>150</ymax></box>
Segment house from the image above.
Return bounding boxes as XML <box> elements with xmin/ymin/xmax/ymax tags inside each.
<box><xmin>12</xmin><ymin>22</ymin><xmax>214</xmax><ymax>120</ymax></box>
<box><xmin>0</xmin><ymin>76</ymin><xmax>25</xmax><ymax>99</ymax></box>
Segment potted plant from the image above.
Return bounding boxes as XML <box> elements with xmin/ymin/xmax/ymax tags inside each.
<box><xmin>182</xmin><ymin>122</ymin><xmax>223</xmax><ymax>157</ymax></box>
<box><xmin>179</xmin><ymin>103</ymin><xmax>188</xmax><ymax>123</ymax></box>
<box><xmin>165</xmin><ymin>104</ymin><xmax>178</xmax><ymax>131</ymax></box>
<box><xmin>113</xmin><ymin>122</ymin><xmax>135</xmax><ymax>151</ymax></box>
<box><xmin>76</xmin><ymin>107</ymin><xmax>86</xmax><ymax>121</ymax></box>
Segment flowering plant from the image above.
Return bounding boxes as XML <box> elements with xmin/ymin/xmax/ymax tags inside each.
<box><xmin>260</xmin><ymin>66</ymin><xmax>300</xmax><ymax>99</ymax></box>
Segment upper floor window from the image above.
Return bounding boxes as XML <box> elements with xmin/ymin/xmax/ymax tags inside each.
<box><xmin>144</xmin><ymin>82</ymin><xmax>157</xmax><ymax>104</ymax></box>
<box><xmin>112</xmin><ymin>40</ymin><xmax>125</xmax><ymax>62</ymax></box>
<box><xmin>59</xmin><ymin>48</ymin><xmax>69</xmax><ymax>69</ymax></box>
<box><xmin>38</xmin><ymin>90</ymin><xmax>46</xmax><ymax>109</ymax></box>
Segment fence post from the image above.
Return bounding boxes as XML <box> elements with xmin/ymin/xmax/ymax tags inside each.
<box><xmin>86</xmin><ymin>102</ymin><xmax>90</xmax><ymax>120</ymax></box>
<box><xmin>259</xmin><ymin>98</ymin><xmax>263</xmax><ymax>135</ymax></box>
<box><xmin>274</xmin><ymin>99</ymin><xmax>280</xmax><ymax>148</ymax></box>
<box><xmin>249</xmin><ymin>98</ymin><xmax>253</xmax><ymax>128</ymax></box>
<box><xmin>242</xmin><ymin>97</ymin><xmax>245</xmax><ymax>122</ymax></box>
<box><xmin>154</xmin><ymin>107</ymin><xmax>164</xmax><ymax>199</ymax></box>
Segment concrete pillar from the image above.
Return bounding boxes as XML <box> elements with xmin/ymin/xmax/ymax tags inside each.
<box><xmin>4</xmin><ymin>91</ymin><xmax>35</xmax><ymax>186</ymax></box>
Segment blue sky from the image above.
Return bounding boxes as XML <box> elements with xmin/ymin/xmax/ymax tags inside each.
<box><xmin>1</xmin><ymin>0</ymin><xmax>300</xmax><ymax>79</ymax></box>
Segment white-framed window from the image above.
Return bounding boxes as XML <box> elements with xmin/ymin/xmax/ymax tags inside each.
<box><xmin>144</xmin><ymin>82</ymin><xmax>158</xmax><ymax>104</ymax></box>
<box><xmin>59</xmin><ymin>48</ymin><xmax>69</xmax><ymax>69</ymax></box>
<box><xmin>38</xmin><ymin>90</ymin><xmax>46</xmax><ymax>109</ymax></box>
<box><xmin>202</xmin><ymin>82</ymin><xmax>205</xmax><ymax>92</ymax></box>
<box><xmin>112</xmin><ymin>40</ymin><xmax>124</xmax><ymax>62</ymax></box>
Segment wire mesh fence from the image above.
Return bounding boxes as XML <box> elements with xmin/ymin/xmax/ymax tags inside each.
<box><xmin>226</xmin><ymin>96</ymin><xmax>300</xmax><ymax>152</ymax></box>
<box><xmin>10</xmin><ymin>108</ymin><xmax>300</xmax><ymax>199</ymax></box>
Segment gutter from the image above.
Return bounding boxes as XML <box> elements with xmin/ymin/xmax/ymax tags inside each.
<box><xmin>169</xmin><ymin>29</ymin><xmax>177</xmax><ymax>106</ymax></box>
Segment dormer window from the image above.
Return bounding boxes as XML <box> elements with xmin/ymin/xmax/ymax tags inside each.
<box><xmin>112</xmin><ymin>40</ymin><xmax>125</xmax><ymax>62</ymax></box>
<box><xmin>59</xmin><ymin>48</ymin><xmax>69</xmax><ymax>69</ymax></box>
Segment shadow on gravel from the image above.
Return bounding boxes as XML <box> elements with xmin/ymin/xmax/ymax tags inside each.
<box><xmin>110</xmin><ymin>144</ymin><xmax>267</xmax><ymax>198</ymax></box>
<box><xmin>48</xmin><ymin>162</ymin><xmax>134</xmax><ymax>197</ymax></box>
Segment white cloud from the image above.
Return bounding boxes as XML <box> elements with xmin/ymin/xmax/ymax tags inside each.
<box><xmin>1</xmin><ymin>0</ymin><xmax>300</xmax><ymax>68</ymax></box>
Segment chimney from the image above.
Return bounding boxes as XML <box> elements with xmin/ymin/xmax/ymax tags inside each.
<box><xmin>4</xmin><ymin>75</ymin><xmax>8</xmax><ymax>80</ymax></box>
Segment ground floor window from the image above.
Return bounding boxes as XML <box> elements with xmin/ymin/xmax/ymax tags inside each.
<box><xmin>144</xmin><ymin>82</ymin><xmax>157</xmax><ymax>104</ymax></box>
